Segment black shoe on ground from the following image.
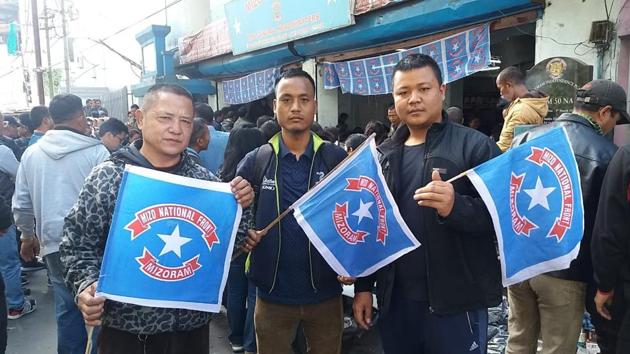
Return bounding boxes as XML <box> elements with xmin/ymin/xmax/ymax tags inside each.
<box><xmin>21</xmin><ymin>260</ymin><xmax>46</xmax><ymax>272</ymax></box>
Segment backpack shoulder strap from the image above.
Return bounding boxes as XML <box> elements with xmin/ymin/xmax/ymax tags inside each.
<box><xmin>252</xmin><ymin>143</ymin><xmax>274</xmax><ymax>191</ymax></box>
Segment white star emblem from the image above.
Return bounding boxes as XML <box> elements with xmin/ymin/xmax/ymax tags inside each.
<box><xmin>524</xmin><ymin>177</ymin><xmax>556</xmax><ymax>210</ymax></box>
<box><xmin>157</xmin><ymin>225</ymin><xmax>192</xmax><ymax>258</ymax></box>
<box><xmin>429</xmin><ymin>50</ymin><xmax>436</xmax><ymax>57</ymax></box>
<box><xmin>452</xmin><ymin>42</ymin><xmax>460</xmax><ymax>51</ymax></box>
<box><xmin>233</xmin><ymin>19</ymin><xmax>241</xmax><ymax>34</ymax></box>
<box><xmin>454</xmin><ymin>65</ymin><xmax>461</xmax><ymax>73</ymax></box>
<box><xmin>352</xmin><ymin>199</ymin><xmax>374</xmax><ymax>224</ymax></box>
<box><xmin>474</xmin><ymin>54</ymin><xmax>481</xmax><ymax>63</ymax></box>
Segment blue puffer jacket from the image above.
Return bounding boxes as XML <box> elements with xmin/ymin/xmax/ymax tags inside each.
<box><xmin>236</xmin><ymin>133</ymin><xmax>347</xmax><ymax>295</ymax></box>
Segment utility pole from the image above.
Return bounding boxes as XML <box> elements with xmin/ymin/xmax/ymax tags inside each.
<box><xmin>31</xmin><ymin>0</ymin><xmax>45</xmax><ymax>104</ymax></box>
<box><xmin>60</xmin><ymin>0</ymin><xmax>71</xmax><ymax>93</ymax></box>
<box><xmin>43</xmin><ymin>0</ymin><xmax>54</xmax><ymax>98</ymax></box>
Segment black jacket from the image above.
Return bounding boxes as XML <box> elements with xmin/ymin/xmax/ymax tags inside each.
<box><xmin>592</xmin><ymin>145</ymin><xmax>630</xmax><ymax>291</ymax></box>
<box><xmin>355</xmin><ymin>113</ymin><xmax>503</xmax><ymax>316</ymax></box>
<box><xmin>511</xmin><ymin>113</ymin><xmax>618</xmax><ymax>283</ymax></box>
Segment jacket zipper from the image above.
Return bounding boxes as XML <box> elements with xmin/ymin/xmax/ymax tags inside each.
<box><xmin>422</xmin><ymin>131</ymin><xmax>435</xmax><ymax>313</ymax></box>
<box><xmin>269</xmin><ymin>154</ymin><xmax>281</xmax><ymax>293</ymax></box>
<box><xmin>307</xmin><ymin>151</ymin><xmax>317</xmax><ymax>292</ymax></box>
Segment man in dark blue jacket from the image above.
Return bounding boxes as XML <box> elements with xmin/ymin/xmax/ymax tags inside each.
<box><xmin>353</xmin><ymin>54</ymin><xmax>502</xmax><ymax>354</ymax></box>
<box><xmin>238</xmin><ymin>68</ymin><xmax>347</xmax><ymax>354</ymax></box>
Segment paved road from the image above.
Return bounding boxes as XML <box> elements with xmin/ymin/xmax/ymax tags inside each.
<box><xmin>6</xmin><ymin>269</ymin><xmax>381</xmax><ymax>354</ymax></box>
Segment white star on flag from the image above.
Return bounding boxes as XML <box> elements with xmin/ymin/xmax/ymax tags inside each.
<box><xmin>452</xmin><ymin>42</ymin><xmax>459</xmax><ymax>51</ymax></box>
<box><xmin>233</xmin><ymin>19</ymin><xmax>241</xmax><ymax>34</ymax></box>
<box><xmin>157</xmin><ymin>225</ymin><xmax>192</xmax><ymax>258</ymax></box>
<box><xmin>352</xmin><ymin>199</ymin><xmax>374</xmax><ymax>224</ymax></box>
<box><xmin>524</xmin><ymin>177</ymin><xmax>556</xmax><ymax>210</ymax></box>
<box><xmin>474</xmin><ymin>54</ymin><xmax>481</xmax><ymax>63</ymax></box>
<box><xmin>455</xmin><ymin>65</ymin><xmax>461</xmax><ymax>73</ymax></box>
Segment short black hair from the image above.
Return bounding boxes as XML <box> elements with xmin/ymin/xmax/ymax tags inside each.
<box><xmin>189</xmin><ymin>118</ymin><xmax>208</xmax><ymax>147</ymax></box>
<box><xmin>142</xmin><ymin>84</ymin><xmax>193</xmax><ymax>112</ymax></box>
<box><xmin>275</xmin><ymin>68</ymin><xmax>316</xmax><ymax>96</ymax></box>
<box><xmin>256</xmin><ymin>115</ymin><xmax>274</xmax><ymax>128</ymax></box>
<box><xmin>17</xmin><ymin>112</ymin><xmax>30</xmax><ymax>130</ymax></box>
<box><xmin>49</xmin><ymin>94</ymin><xmax>84</xmax><ymax>124</ymax></box>
<box><xmin>393</xmin><ymin>54</ymin><xmax>443</xmax><ymax>85</ymax></box>
<box><xmin>130</xmin><ymin>104</ymin><xmax>139</xmax><ymax>110</ymax></box>
<box><xmin>194</xmin><ymin>102</ymin><xmax>214</xmax><ymax>124</ymax></box>
<box><xmin>28</xmin><ymin>106</ymin><xmax>50</xmax><ymax>131</ymax></box>
<box><xmin>98</xmin><ymin>118</ymin><xmax>128</xmax><ymax>138</ymax></box>
<box><xmin>345</xmin><ymin>133</ymin><xmax>368</xmax><ymax>151</ymax></box>
<box><xmin>498</xmin><ymin>66</ymin><xmax>525</xmax><ymax>85</ymax></box>
<box><xmin>259</xmin><ymin>119</ymin><xmax>280</xmax><ymax>141</ymax></box>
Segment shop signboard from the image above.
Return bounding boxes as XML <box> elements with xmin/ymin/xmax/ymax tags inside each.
<box><xmin>224</xmin><ymin>0</ymin><xmax>354</xmax><ymax>55</ymax></box>
<box><xmin>525</xmin><ymin>57</ymin><xmax>593</xmax><ymax>123</ymax></box>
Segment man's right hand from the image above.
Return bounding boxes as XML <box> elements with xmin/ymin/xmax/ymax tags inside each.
<box><xmin>20</xmin><ymin>237</ymin><xmax>40</xmax><ymax>262</ymax></box>
<box><xmin>243</xmin><ymin>229</ymin><xmax>266</xmax><ymax>252</ymax></box>
<box><xmin>78</xmin><ymin>282</ymin><xmax>106</xmax><ymax>326</ymax></box>
<box><xmin>353</xmin><ymin>291</ymin><xmax>373</xmax><ymax>330</ymax></box>
<box><xmin>595</xmin><ymin>289</ymin><xmax>614</xmax><ymax>321</ymax></box>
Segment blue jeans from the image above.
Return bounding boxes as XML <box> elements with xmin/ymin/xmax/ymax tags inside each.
<box><xmin>227</xmin><ymin>253</ymin><xmax>257</xmax><ymax>352</ymax></box>
<box><xmin>0</xmin><ymin>226</ymin><xmax>24</xmax><ymax>310</ymax></box>
<box><xmin>379</xmin><ymin>295</ymin><xmax>488</xmax><ymax>354</ymax></box>
<box><xmin>45</xmin><ymin>252</ymin><xmax>98</xmax><ymax>354</ymax></box>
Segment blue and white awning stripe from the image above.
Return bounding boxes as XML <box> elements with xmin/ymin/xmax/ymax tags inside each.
<box><xmin>323</xmin><ymin>23</ymin><xmax>491</xmax><ymax>95</ymax></box>
<box><xmin>222</xmin><ymin>67</ymin><xmax>281</xmax><ymax>105</ymax></box>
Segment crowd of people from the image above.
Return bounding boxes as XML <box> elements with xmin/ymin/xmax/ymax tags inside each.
<box><xmin>0</xmin><ymin>53</ymin><xmax>628</xmax><ymax>354</ymax></box>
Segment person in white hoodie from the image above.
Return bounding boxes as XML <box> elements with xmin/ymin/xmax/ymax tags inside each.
<box><xmin>13</xmin><ymin>94</ymin><xmax>109</xmax><ymax>354</ymax></box>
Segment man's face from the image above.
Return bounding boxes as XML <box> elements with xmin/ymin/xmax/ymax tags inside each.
<box><xmin>274</xmin><ymin>77</ymin><xmax>317</xmax><ymax>135</ymax></box>
<box><xmin>597</xmin><ymin>106</ymin><xmax>621</xmax><ymax>135</ymax></box>
<box><xmin>387</xmin><ymin>106</ymin><xmax>400</xmax><ymax>126</ymax></box>
<box><xmin>3</xmin><ymin>123</ymin><xmax>19</xmax><ymax>138</ymax></box>
<box><xmin>496</xmin><ymin>78</ymin><xmax>516</xmax><ymax>102</ymax></box>
<box><xmin>101</xmin><ymin>131</ymin><xmax>128</xmax><ymax>152</ymax></box>
<box><xmin>94</xmin><ymin>100</ymin><xmax>102</xmax><ymax>108</ymax></box>
<box><xmin>198</xmin><ymin>128</ymin><xmax>210</xmax><ymax>151</ymax></box>
<box><xmin>392</xmin><ymin>67</ymin><xmax>445</xmax><ymax>130</ymax></box>
<box><xmin>137</xmin><ymin>92</ymin><xmax>194</xmax><ymax>159</ymax></box>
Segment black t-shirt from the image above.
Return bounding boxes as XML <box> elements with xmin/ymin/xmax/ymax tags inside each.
<box><xmin>394</xmin><ymin>143</ymin><xmax>429</xmax><ymax>301</ymax></box>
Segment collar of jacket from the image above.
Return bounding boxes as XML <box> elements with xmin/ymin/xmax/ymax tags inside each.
<box><xmin>380</xmin><ymin>110</ymin><xmax>450</xmax><ymax>152</ymax></box>
<box><xmin>268</xmin><ymin>131</ymin><xmax>326</xmax><ymax>156</ymax></box>
<box><xmin>557</xmin><ymin>112</ymin><xmax>604</xmax><ymax>135</ymax></box>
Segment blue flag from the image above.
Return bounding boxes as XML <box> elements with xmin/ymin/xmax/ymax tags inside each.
<box><xmin>96</xmin><ymin>166</ymin><xmax>242</xmax><ymax>312</ymax></box>
<box><xmin>467</xmin><ymin>128</ymin><xmax>584</xmax><ymax>286</ymax></box>
<box><xmin>293</xmin><ymin>136</ymin><xmax>419</xmax><ymax>278</ymax></box>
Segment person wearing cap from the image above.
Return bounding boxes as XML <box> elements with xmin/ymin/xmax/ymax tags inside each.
<box><xmin>505</xmin><ymin>79</ymin><xmax>627</xmax><ymax>353</ymax></box>
<box><xmin>0</xmin><ymin>114</ymin><xmax>23</xmax><ymax>160</ymax></box>
<box><xmin>591</xmin><ymin>143</ymin><xmax>630</xmax><ymax>353</ymax></box>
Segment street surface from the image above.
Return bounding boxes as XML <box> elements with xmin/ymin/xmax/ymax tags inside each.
<box><xmin>6</xmin><ymin>269</ymin><xmax>381</xmax><ymax>354</ymax></box>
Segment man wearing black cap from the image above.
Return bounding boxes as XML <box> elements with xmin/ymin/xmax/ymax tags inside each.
<box><xmin>0</xmin><ymin>114</ymin><xmax>23</xmax><ymax>160</ymax></box>
<box><xmin>505</xmin><ymin>79</ymin><xmax>627</xmax><ymax>353</ymax></box>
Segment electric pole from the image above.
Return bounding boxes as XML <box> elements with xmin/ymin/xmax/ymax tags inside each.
<box><xmin>31</xmin><ymin>0</ymin><xmax>45</xmax><ymax>104</ymax></box>
<box><xmin>43</xmin><ymin>0</ymin><xmax>54</xmax><ymax>98</ymax></box>
<box><xmin>60</xmin><ymin>0</ymin><xmax>71</xmax><ymax>93</ymax></box>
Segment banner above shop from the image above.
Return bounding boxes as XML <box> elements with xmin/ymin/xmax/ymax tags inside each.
<box><xmin>224</xmin><ymin>0</ymin><xmax>354</xmax><ymax>55</ymax></box>
<box><xmin>353</xmin><ymin>0</ymin><xmax>407</xmax><ymax>15</ymax></box>
<box><xmin>222</xmin><ymin>67</ymin><xmax>281</xmax><ymax>105</ymax></box>
<box><xmin>323</xmin><ymin>23</ymin><xmax>491</xmax><ymax>96</ymax></box>
<box><xmin>178</xmin><ymin>19</ymin><xmax>232</xmax><ymax>65</ymax></box>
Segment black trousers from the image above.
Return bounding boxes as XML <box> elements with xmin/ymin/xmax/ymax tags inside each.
<box><xmin>98</xmin><ymin>323</ymin><xmax>209</xmax><ymax>354</ymax></box>
<box><xmin>587</xmin><ymin>283</ymin><xmax>630</xmax><ymax>354</ymax></box>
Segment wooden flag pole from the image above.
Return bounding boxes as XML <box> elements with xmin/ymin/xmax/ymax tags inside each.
<box><xmin>230</xmin><ymin>134</ymin><xmax>378</xmax><ymax>261</ymax></box>
<box><xmin>84</xmin><ymin>326</ymin><xmax>94</xmax><ymax>354</ymax></box>
<box><xmin>445</xmin><ymin>170</ymin><xmax>469</xmax><ymax>184</ymax></box>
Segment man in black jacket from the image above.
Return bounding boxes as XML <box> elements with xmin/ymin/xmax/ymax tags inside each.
<box><xmin>591</xmin><ymin>144</ymin><xmax>630</xmax><ymax>353</ymax></box>
<box><xmin>353</xmin><ymin>54</ymin><xmax>502</xmax><ymax>354</ymax></box>
<box><xmin>507</xmin><ymin>80</ymin><xmax>626</xmax><ymax>353</ymax></box>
